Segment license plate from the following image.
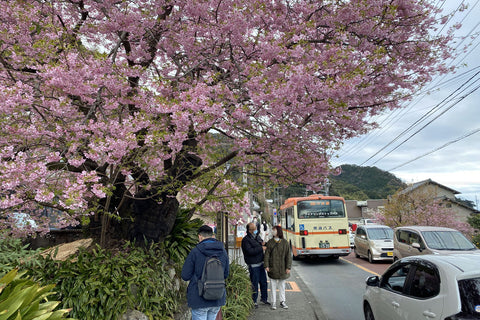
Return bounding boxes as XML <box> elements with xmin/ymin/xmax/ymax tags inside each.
<box><xmin>387</xmin><ymin>252</ymin><xmax>393</xmax><ymax>256</ymax></box>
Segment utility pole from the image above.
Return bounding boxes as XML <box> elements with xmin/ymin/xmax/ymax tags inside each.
<box><xmin>324</xmin><ymin>178</ymin><xmax>331</xmax><ymax>196</ymax></box>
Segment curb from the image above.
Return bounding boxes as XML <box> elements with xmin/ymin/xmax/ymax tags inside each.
<box><xmin>292</xmin><ymin>270</ymin><xmax>328</xmax><ymax>320</ymax></box>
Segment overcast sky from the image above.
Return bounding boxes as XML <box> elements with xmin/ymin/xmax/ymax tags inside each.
<box><xmin>332</xmin><ymin>0</ymin><xmax>480</xmax><ymax>208</ymax></box>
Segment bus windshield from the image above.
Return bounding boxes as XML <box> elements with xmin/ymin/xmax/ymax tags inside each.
<box><xmin>297</xmin><ymin>200</ymin><xmax>346</xmax><ymax>219</ymax></box>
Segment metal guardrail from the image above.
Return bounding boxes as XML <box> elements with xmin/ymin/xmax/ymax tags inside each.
<box><xmin>228</xmin><ymin>247</ymin><xmax>246</xmax><ymax>267</ymax></box>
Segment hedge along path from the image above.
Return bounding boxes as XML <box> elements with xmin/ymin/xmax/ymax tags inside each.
<box><xmin>41</xmin><ymin>238</ymin><xmax>93</xmax><ymax>261</ymax></box>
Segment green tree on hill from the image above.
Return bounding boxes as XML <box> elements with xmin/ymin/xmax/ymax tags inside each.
<box><xmin>330</xmin><ymin>165</ymin><xmax>406</xmax><ymax>200</ymax></box>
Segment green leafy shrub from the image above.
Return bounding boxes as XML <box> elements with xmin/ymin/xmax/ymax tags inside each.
<box><xmin>472</xmin><ymin>234</ymin><xmax>480</xmax><ymax>248</ymax></box>
<box><xmin>0</xmin><ymin>213</ymin><xmax>234</xmax><ymax>320</ymax></box>
<box><xmin>467</xmin><ymin>215</ymin><xmax>480</xmax><ymax>248</ymax></box>
<box><xmin>0</xmin><ymin>237</ymin><xmax>42</xmax><ymax>275</ymax></box>
<box><xmin>222</xmin><ymin>262</ymin><xmax>253</xmax><ymax>320</ymax></box>
<box><xmin>0</xmin><ymin>268</ymin><xmax>74</xmax><ymax>320</ymax></box>
<box><xmin>27</xmin><ymin>243</ymin><xmax>184</xmax><ymax>320</ymax></box>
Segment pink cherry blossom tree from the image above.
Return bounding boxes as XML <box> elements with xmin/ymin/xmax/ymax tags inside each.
<box><xmin>178</xmin><ymin>177</ymin><xmax>251</xmax><ymax>226</ymax></box>
<box><xmin>372</xmin><ymin>189</ymin><xmax>474</xmax><ymax>236</ymax></box>
<box><xmin>0</xmin><ymin>0</ymin><xmax>458</xmax><ymax>243</ymax></box>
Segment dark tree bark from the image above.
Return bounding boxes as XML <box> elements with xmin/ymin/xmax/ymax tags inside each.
<box><xmin>131</xmin><ymin>190</ymin><xmax>179</xmax><ymax>244</ymax></box>
<box><xmin>129</xmin><ymin>150</ymin><xmax>203</xmax><ymax>244</ymax></box>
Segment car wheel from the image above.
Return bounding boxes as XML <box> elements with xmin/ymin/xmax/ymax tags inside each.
<box><xmin>355</xmin><ymin>248</ymin><xmax>360</xmax><ymax>258</ymax></box>
<box><xmin>368</xmin><ymin>251</ymin><xmax>374</xmax><ymax>264</ymax></box>
<box><xmin>364</xmin><ymin>303</ymin><xmax>375</xmax><ymax>320</ymax></box>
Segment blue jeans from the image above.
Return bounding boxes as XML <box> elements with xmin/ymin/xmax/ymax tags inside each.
<box><xmin>248</xmin><ymin>264</ymin><xmax>268</xmax><ymax>303</ymax></box>
<box><xmin>191</xmin><ymin>306</ymin><xmax>220</xmax><ymax>320</ymax></box>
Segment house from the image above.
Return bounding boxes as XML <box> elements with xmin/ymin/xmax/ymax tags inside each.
<box><xmin>397</xmin><ymin>179</ymin><xmax>479</xmax><ymax>223</ymax></box>
<box><xmin>346</xmin><ymin>199</ymin><xmax>387</xmax><ymax>221</ymax></box>
<box><xmin>345</xmin><ymin>179</ymin><xmax>479</xmax><ymax>224</ymax></box>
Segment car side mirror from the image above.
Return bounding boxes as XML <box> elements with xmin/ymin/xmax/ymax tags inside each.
<box><xmin>366</xmin><ymin>276</ymin><xmax>380</xmax><ymax>287</ymax></box>
<box><xmin>412</xmin><ymin>242</ymin><xmax>422</xmax><ymax>252</ymax></box>
<box><xmin>361</xmin><ymin>235</ymin><xmax>366</xmax><ymax>239</ymax></box>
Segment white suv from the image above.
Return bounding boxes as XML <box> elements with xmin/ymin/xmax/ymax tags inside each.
<box><xmin>363</xmin><ymin>254</ymin><xmax>480</xmax><ymax>320</ymax></box>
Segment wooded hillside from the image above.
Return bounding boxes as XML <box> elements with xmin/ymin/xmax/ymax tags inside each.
<box><xmin>278</xmin><ymin>164</ymin><xmax>406</xmax><ymax>201</ymax></box>
<box><xmin>329</xmin><ymin>165</ymin><xmax>406</xmax><ymax>200</ymax></box>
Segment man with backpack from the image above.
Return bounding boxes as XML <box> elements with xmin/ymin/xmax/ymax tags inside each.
<box><xmin>182</xmin><ymin>225</ymin><xmax>229</xmax><ymax>320</ymax></box>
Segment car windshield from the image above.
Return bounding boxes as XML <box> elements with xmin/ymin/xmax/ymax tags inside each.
<box><xmin>421</xmin><ymin>231</ymin><xmax>477</xmax><ymax>250</ymax></box>
<box><xmin>367</xmin><ymin>228</ymin><xmax>393</xmax><ymax>240</ymax></box>
<box><xmin>458</xmin><ymin>277</ymin><xmax>480</xmax><ymax>317</ymax></box>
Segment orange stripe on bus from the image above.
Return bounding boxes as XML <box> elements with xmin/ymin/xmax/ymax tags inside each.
<box><xmin>284</xmin><ymin>229</ymin><xmax>344</xmax><ymax>235</ymax></box>
<box><xmin>293</xmin><ymin>246</ymin><xmax>351</xmax><ymax>250</ymax></box>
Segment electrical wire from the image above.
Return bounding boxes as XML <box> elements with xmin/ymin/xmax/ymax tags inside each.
<box><xmin>359</xmin><ymin>70</ymin><xmax>480</xmax><ymax>165</ymax></box>
<box><xmin>370</xmin><ymin>79</ymin><xmax>480</xmax><ymax>165</ymax></box>
<box><xmin>335</xmin><ymin>67</ymin><xmax>480</xmax><ymax>162</ymax></box>
<box><xmin>388</xmin><ymin>127</ymin><xmax>480</xmax><ymax>171</ymax></box>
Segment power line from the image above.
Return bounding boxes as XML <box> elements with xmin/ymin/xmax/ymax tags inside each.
<box><xmin>336</xmin><ymin>66</ymin><xmax>480</xmax><ymax>166</ymax></box>
<box><xmin>370</xmin><ymin>79</ymin><xmax>480</xmax><ymax>165</ymax></box>
<box><xmin>336</xmin><ymin>66</ymin><xmax>480</xmax><ymax>163</ymax></box>
<box><xmin>359</xmin><ymin>70</ymin><xmax>480</xmax><ymax>165</ymax></box>
<box><xmin>335</xmin><ymin>1</ymin><xmax>480</xmax><ymax>166</ymax></box>
<box><xmin>388</xmin><ymin>127</ymin><xmax>480</xmax><ymax>171</ymax></box>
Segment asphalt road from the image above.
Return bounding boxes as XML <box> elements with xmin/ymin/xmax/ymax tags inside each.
<box><xmin>293</xmin><ymin>252</ymin><xmax>392</xmax><ymax>320</ymax></box>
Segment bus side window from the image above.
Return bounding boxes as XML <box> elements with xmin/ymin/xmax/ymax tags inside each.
<box><xmin>287</xmin><ymin>208</ymin><xmax>294</xmax><ymax>231</ymax></box>
<box><xmin>279</xmin><ymin>211</ymin><xmax>287</xmax><ymax>229</ymax></box>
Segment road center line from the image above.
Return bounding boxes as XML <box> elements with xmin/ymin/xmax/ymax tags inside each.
<box><xmin>340</xmin><ymin>257</ymin><xmax>380</xmax><ymax>276</ymax></box>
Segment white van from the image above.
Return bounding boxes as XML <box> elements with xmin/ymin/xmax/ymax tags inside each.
<box><xmin>393</xmin><ymin>226</ymin><xmax>480</xmax><ymax>260</ymax></box>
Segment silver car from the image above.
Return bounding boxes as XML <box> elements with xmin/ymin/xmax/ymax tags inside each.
<box><xmin>393</xmin><ymin>226</ymin><xmax>479</xmax><ymax>260</ymax></box>
<box><xmin>363</xmin><ymin>254</ymin><xmax>480</xmax><ymax>320</ymax></box>
<box><xmin>354</xmin><ymin>224</ymin><xmax>394</xmax><ymax>263</ymax></box>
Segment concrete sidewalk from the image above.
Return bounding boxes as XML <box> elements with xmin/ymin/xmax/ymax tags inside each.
<box><xmin>228</xmin><ymin>247</ymin><xmax>326</xmax><ymax>320</ymax></box>
<box><xmin>247</xmin><ymin>267</ymin><xmax>326</xmax><ymax>320</ymax></box>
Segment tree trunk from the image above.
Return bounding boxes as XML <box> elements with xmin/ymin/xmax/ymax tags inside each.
<box><xmin>127</xmin><ymin>148</ymin><xmax>202</xmax><ymax>244</ymax></box>
<box><xmin>130</xmin><ymin>190</ymin><xmax>179</xmax><ymax>244</ymax></box>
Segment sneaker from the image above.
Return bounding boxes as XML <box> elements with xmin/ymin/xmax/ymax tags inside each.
<box><xmin>254</xmin><ymin>303</ymin><xmax>258</xmax><ymax>309</ymax></box>
<box><xmin>280</xmin><ymin>301</ymin><xmax>288</xmax><ymax>309</ymax></box>
<box><xmin>261</xmin><ymin>300</ymin><xmax>271</xmax><ymax>305</ymax></box>
<box><xmin>271</xmin><ymin>305</ymin><xmax>277</xmax><ymax>310</ymax></box>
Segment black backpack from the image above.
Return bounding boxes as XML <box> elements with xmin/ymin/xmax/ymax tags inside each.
<box><xmin>198</xmin><ymin>255</ymin><xmax>226</xmax><ymax>300</ymax></box>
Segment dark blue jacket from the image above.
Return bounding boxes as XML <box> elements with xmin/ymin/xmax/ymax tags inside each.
<box><xmin>181</xmin><ymin>238</ymin><xmax>229</xmax><ymax>309</ymax></box>
<box><xmin>241</xmin><ymin>233</ymin><xmax>264</xmax><ymax>265</ymax></box>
